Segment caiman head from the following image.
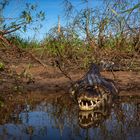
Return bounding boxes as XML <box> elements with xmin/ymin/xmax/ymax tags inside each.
<box><xmin>69</xmin><ymin>63</ymin><xmax>118</xmax><ymax>111</ymax></box>
<box><xmin>70</xmin><ymin>84</ymin><xmax>112</xmax><ymax>111</ymax></box>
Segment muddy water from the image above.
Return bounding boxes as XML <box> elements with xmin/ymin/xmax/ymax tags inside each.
<box><xmin>0</xmin><ymin>93</ymin><xmax>140</xmax><ymax>140</ymax></box>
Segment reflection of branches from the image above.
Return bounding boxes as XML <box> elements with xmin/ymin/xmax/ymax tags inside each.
<box><xmin>46</xmin><ymin>95</ymin><xmax>79</xmax><ymax>137</ymax></box>
<box><xmin>113</xmin><ymin>101</ymin><xmax>125</xmax><ymax>123</ymax></box>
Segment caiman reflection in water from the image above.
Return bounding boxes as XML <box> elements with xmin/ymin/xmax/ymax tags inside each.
<box><xmin>78</xmin><ymin>96</ymin><xmax>111</xmax><ymax>129</ymax></box>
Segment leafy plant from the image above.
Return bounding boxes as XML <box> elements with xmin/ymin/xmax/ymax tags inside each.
<box><xmin>0</xmin><ymin>62</ymin><xmax>5</xmax><ymax>71</ymax></box>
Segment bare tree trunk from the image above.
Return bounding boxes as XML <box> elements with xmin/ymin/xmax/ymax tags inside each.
<box><xmin>58</xmin><ymin>15</ymin><xmax>61</xmax><ymax>33</ymax></box>
<box><xmin>85</xmin><ymin>9</ymin><xmax>95</xmax><ymax>48</ymax></box>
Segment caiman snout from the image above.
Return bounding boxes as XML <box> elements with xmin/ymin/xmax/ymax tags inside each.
<box><xmin>76</xmin><ymin>86</ymin><xmax>111</xmax><ymax>111</ymax></box>
<box><xmin>78</xmin><ymin>93</ymin><xmax>110</xmax><ymax>111</ymax></box>
<box><xmin>78</xmin><ymin>96</ymin><xmax>101</xmax><ymax>111</ymax></box>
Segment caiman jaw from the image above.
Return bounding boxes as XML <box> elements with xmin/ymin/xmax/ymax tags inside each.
<box><xmin>78</xmin><ymin>96</ymin><xmax>101</xmax><ymax>111</ymax></box>
<box><xmin>78</xmin><ymin>94</ymin><xmax>110</xmax><ymax>111</ymax></box>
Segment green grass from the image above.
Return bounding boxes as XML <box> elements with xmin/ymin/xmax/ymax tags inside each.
<box><xmin>1</xmin><ymin>33</ymin><xmax>138</xmax><ymax>69</ymax></box>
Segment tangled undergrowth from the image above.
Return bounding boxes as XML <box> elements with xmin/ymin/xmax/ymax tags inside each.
<box><xmin>0</xmin><ymin>34</ymin><xmax>140</xmax><ymax>105</ymax></box>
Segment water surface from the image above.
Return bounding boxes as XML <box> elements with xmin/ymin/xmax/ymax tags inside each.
<box><xmin>0</xmin><ymin>93</ymin><xmax>140</xmax><ymax>140</ymax></box>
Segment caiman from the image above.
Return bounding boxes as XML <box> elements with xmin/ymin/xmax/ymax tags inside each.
<box><xmin>69</xmin><ymin>63</ymin><xmax>118</xmax><ymax>111</ymax></box>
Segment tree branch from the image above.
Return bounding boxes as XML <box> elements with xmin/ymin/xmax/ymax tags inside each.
<box><xmin>0</xmin><ymin>26</ymin><xmax>21</xmax><ymax>35</ymax></box>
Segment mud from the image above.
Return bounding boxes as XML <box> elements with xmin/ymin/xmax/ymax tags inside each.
<box><xmin>0</xmin><ymin>47</ymin><xmax>140</xmax><ymax>102</ymax></box>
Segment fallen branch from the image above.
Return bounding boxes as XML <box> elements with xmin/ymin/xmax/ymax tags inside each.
<box><xmin>55</xmin><ymin>60</ymin><xmax>74</xmax><ymax>83</ymax></box>
<box><xmin>0</xmin><ymin>35</ymin><xmax>11</xmax><ymax>46</ymax></box>
<box><xmin>28</xmin><ymin>51</ymin><xmax>48</xmax><ymax>68</ymax></box>
<box><xmin>0</xmin><ymin>26</ymin><xmax>21</xmax><ymax>35</ymax></box>
<box><xmin>54</xmin><ymin>44</ymin><xmax>74</xmax><ymax>83</ymax></box>
<box><xmin>0</xmin><ymin>35</ymin><xmax>47</xmax><ymax>67</ymax></box>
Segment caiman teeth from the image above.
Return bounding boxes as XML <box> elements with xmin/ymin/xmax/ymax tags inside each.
<box><xmin>78</xmin><ymin>100</ymin><xmax>81</xmax><ymax>104</ymax></box>
<box><xmin>78</xmin><ymin>99</ymin><xmax>97</xmax><ymax>111</ymax></box>
<box><xmin>90</xmin><ymin>101</ymin><xmax>93</xmax><ymax>106</ymax></box>
<box><xmin>86</xmin><ymin>103</ymin><xmax>88</xmax><ymax>108</ymax></box>
<box><xmin>77</xmin><ymin>96</ymin><xmax>106</xmax><ymax>111</ymax></box>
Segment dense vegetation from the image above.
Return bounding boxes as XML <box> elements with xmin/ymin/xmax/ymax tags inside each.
<box><xmin>0</xmin><ymin>0</ymin><xmax>139</xmax><ymax>88</ymax></box>
<box><xmin>0</xmin><ymin>1</ymin><xmax>139</xmax><ymax>69</ymax></box>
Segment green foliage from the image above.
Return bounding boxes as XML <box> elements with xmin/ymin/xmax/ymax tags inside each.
<box><xmin>0</xmin><ymin>62</ymin><xmax>5</xmax><ymax>71</ymax></box>
<box><xmin>0</xmin><ymin>1</ymin><xmax>45</xmax><ymax>36</ymax></box>
<box><xmin>7</xmin><ymin>35</ymin><xmax>40</xmax><ymax>48</ymax></box>
<box><xmin>121</xmin><ymin>2</ymin><xmax>140</xmax><ymax>13</ymax></box>
<box><xmin>21</xmin><ymin>11</ymin><xmax>32</xmax><ymax>24</ymax></box>
<box><xmin>19</xmin><ymin>3</ymin><xmax>45</xmax><ymax>32</ymax></box>
<box><xmin>20</xmin><ymin>3</ymin><xmax>45</xmax><ymax>24</ymax></box>
<box><xmin>0</xmin><ymin>0</ymin><xmax>139</xmax><ymax>69</ymax></box>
